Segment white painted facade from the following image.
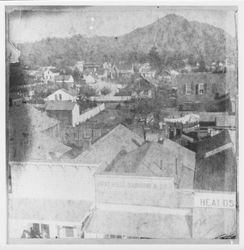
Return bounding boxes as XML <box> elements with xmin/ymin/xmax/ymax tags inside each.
<box><xmin>8</xmin><ymin>161</ymin><xmax>99</xmax><ymax>239</ymax></box>
<box><xmin>45</xmin><ymin>89</ymin><xmax>77</xmax><ymax>102</ymax></box>
<box><xmin>10</xmin><ymin>161</ymin><xmax>98</xmax><ymax>201</ymax></box>
<box><xmin>43</xmin><ymin>69</ymin><xmax>59</xmax><ymax>83</ymax></box>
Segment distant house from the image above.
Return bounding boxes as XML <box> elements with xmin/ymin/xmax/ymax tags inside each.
<box><xmin>139</xmin><ymin>63</ymin><xmax>156</xmax><ymax>78</ymax></box>
<box><xmin>55</xmin><ymin>75</ymin><xmax>74</xmax><ymax>84</ymax></box>
<box><xmin>9</xmin><ymin>93</ymin><xmax>23</xmax><ymax>107</ymax></box>
<box><xmin>172</xmin><ymin>72</ymin><xmax>229</xmax><ymax>105</ymax></box>
<box><xmin>84</xmin><ymin>74</ymin><xmax>96</xmax><ymax>84</ymax></box>
<box><xmin>130</xmin><ymin>77</ymin><xmax>155</xmax><ymax>99</ymax></box>
<box><xmin>75</xmin><ymin>61</ymin><xmax>85</xmax><ymax>72</ymax></box>
<box><xmin>45</xmin><ymin>101</ymin><xmax>80</xmax><ymax>127</ymax></box>
<box><xmin>45</xmin><ymin>89</ymin><xmax>78</xmax><ymax>102</ymax></box>
<box><xmin>114</xmin><ymin>63</ymin><xmax>134</xmax><ymax>77</ymax></box>
<box><xmin>43</xmin><ymin>68</ymin><xmax>60</xmax><ymax>83</ymax></box>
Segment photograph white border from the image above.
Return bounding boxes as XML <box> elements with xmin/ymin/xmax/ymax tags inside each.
<box><xmin>0</xmin><ymin>0</ymin><xmax>243</xmax><ymax>249</ymax></box>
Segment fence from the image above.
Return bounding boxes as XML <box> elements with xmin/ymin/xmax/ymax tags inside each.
<box><xmin>78</xmin><ymin>103</ymin><xmax>105</xmax><ymax>123</ymax></box>
<box><xmin>90</xmin><ymin>96</ymin><xmax>131</xmax><ymax>102</ymax></box>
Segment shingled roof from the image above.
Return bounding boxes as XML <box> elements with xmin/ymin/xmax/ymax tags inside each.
<box><xmin>104</xmin><ymin>142</ymin><xmax>175</xmax><ymax>177</ymax></box>
<box><xmin>74</xmin><ymin>124</ymin><xmax>144</xmax><ymax>168</ymax></box>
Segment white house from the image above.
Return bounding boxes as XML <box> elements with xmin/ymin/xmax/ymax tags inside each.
<box><xmin>139</xmin><ymin>63</ymin><xmax>156</xmax><ymax>78</ymax></box>
<box><xmin>75</xmin><ymin>61</ymin><xmax>85</xmax><ymax>72</ymax></box>
<box><xmin>8</xmin><ymin>161</ymin><xmax>96</xmax><ymax>239</ymax></box>
<box><xmin>45</xmin><ymin>89</ymin><xmax>78</xmax><ymax>102</ymax></box>
<box><xmin>43</xmin><ymin>68</ymin><xmax>60</xmax><ymax>83</ymax></box>
<box><xmin>45</xmin><ymin>101</ymin><xmax>80</xmax><ymax>127</ymax></box>
<box><xmin>84</xmin><ymin>74</ymin><xmax>96</xmax><ymax>84</ymax></box>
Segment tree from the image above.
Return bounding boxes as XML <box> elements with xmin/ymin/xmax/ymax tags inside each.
<box><xmin>148</xmin><ymin>46</ymin><xmax>161</xmax><ymax>71</ymax></box>
<box><xmin>79</xmin><ymin>85</ymin><xmax>97</xmax><ymax>97</ymax></box>
<box><xmin>72</xmin><ymin>68</ymin><xmax>83</xmax><ymax>84</ymax></box>
<box><xmin>101</xmin><ymin>87</ymin><xmax>111</xmax><ymax>96</ymax></box>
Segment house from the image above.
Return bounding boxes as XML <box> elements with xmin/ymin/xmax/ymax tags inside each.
<box><xmin>84</xmin><ymin>74</ymin><xmax>96</xmax><ymax>84</ymax></box>
<box><xmin>45</xmin><ymin>101</ymin><xmax>80</xmax><ymax>127</ymax></box>
<box><xmin>172</xmin><ymin>72</ymin><xmax>231</xmax><ymax>105</ymax></box>
<box><xmin>130</xmin><ymin>77</ymin><xmax>155</xmax><ymax>99</ymax></box>
<box><xmin>55</xmin><ymin>75</ymin><xmax>74</xmax><ymax>84</ymax></box>
<box><xmin>9</xmin><ymin>93</ymin><xmax>23</xmax><ymax>106</ymax></box>
<box><xmin>139</xmin><ymin>63</ymin><xmax>156</xmax><ymax>78</ymax></box>
<box><xmin>8</xmin><ymin>197</ymin><xmax>93</xmax><ymax>239</ymax></box>
<box><xmin>45</xmin><ymin>89</ymin><xmax>78</xmax><ymax>102</ymax></box>
<box><xmin>43</xmin><ymin>68</ymin><xmax>60</xmax><ymax>83</ymax></box>
<box><xmin>7</xmin><ymin>41</ymin><xmax>21</xmax><ymax>64</ymax></box>
<box><xmin>114</xmin><ymin>63</ymin><xmax>134</xmax><ymax>78</ymax></box>
<box><xmin>84</xmin><ymin>62</ymin><xmax>101</xmax><ymax>73</ymax></box>
<box><xmin>83</xmin><ymin>142</ymin><xmax>195</xmax><ymax>239</ymax></box>
<box><xmin>75</xmin><ymin>61</ymin><xmax>85</xmax><ymax>72</ymax></box>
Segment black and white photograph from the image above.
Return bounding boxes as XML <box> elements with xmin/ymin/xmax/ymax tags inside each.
<box><xmin>5</xmin><ymin>4</ymin><xmax>239</xmax><ymax>244</ymax></box>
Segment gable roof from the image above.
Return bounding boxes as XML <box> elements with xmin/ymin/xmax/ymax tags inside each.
<box><xmin>162</xmin><ymin>139</ymin><xmax>196</xmax><ymax>171</ymax></box>
<box><xmin>61</xmin><ymin>88</ymin><xmax>78</xmax><ymax>97</ymax></box>
<box><xmin>104</xmin><ymin>142</ymin><xmax>175</xmax><ymax>177</ymax></box>
<box><xmin>190</xmin><ymin>130</ymin><xmax>232</xmax><ymax>158</ymax></box>
<box><xmin>74</xmin><ymin>124</ymin><xmax>144</xmax><ymax>168</ymax></box>
<box><xmin>46</xmin><ymin>101</ymin><xmax>77</xmax><ymax>111</ymax></box>
<box><xmin>131</xmin><ymin>77</ymin><xmax>155</xmax><ymax>92</ymax></box>
<box><xmin>21</xmin><ymin>132</ymin><xmax>72</xmax><ymax>162</ymax></box>
<box><xmin>9</xmin><ymin>104</ymin><xmax>59</xmax><ymax>133</ymax></box>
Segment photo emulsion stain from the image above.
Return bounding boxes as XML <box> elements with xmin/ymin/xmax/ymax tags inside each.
<box><xmin>6</xmin><ymin>5</ymin><xmax>238</xmax><ymax>243</ymax></box>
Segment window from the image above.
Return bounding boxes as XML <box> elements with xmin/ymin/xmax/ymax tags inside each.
<box><xmin>59</xmin><ymin>94</ymin><xmax>62</xmax><ymax>100</ymax></box>
<box><xmin>29</xmin><ymin>223</ymin><xmax>50</xmax><ymax>238</ymax></box>
<box><xmin>64</xmin><ymin>226</ymin><xmax>74</xmax><ymax>237</ymax></box>
<box><xmin>185</xmin><ymin>83</ymin><xmax>192</xmax><ymax>95</ymax></box>
<box><xmin>198</xmin><ymin>83</ymin><xmax>204</xmax><ymax>95</ymax></box>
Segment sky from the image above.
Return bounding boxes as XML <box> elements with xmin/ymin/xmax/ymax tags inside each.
<box><xmin>7</xmin><ymin>6</ymin><xmax>237</xmax><ymax>43</ymax></box>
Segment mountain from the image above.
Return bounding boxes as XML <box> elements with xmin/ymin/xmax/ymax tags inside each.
<box><xmin>17</xmin><ymin>14</ymin><xmax>236</xmax><ymax>68</ymax></box>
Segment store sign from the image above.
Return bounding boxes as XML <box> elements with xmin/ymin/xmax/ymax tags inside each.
<box><xmin>194</xmin><ymin>192</ymin><xmax>236</xmax><ymax>209</ymax></box>
<box><xmin>95</xmin><ymin>175</ymin><xmax>174</xmax><ymax>206</ymax></box>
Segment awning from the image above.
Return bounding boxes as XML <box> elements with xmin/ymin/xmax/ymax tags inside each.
<box><xmin>84</xmin><ymin>209</ymin><xmax>192</xmax><ymax>239</ymax></box>
<box><xmin>164</xmin><ymin>114</ymin><xmax>200</xmax><ymax>125</ymax></box>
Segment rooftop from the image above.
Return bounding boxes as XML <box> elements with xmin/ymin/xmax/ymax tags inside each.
<box><xmin>9</xmin><ymin>131</ymin><xmax>71</xmax><ymax>162</ymax></box>
<box><xmin>9</xmin><ymin>104</ymin><xmax>59</xmax><ymax>133</ymax></box>
<box><xmin>61</xmin><ymin>88</ymin><xmax>79</xmax><ymax>97</ymax></box>
<box><xmin>85</xmin><ymin>209</ymin><xmax>192</xmax><ymax>239</ymax></box>
<box><xmin>46</xmin><ymin>101</ymin><xmax>77</xmax><ymax>111</ymax></box>
<box><xmin>104</xmin><ymin>142</ymin><xmax>175</xmax><ymax>177</ymax></box>
<box><xmin>74</xmin><ymin>124</ymin><xmax>144</xmax><ymax>168</ymax></box>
